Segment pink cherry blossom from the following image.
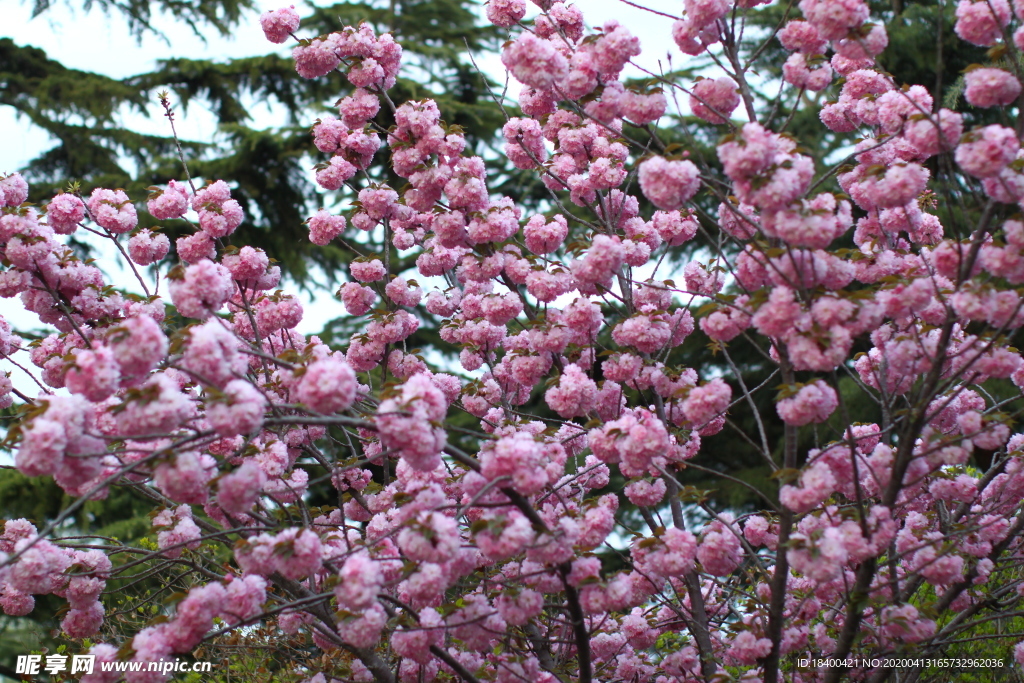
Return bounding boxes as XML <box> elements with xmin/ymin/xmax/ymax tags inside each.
<box><xmin>778</xmin><ymin>20</ymin><xmax>828</xmax><ymax>53</ymax></box>
<box><xmin>128</xmin><ymin>229</ymin><xmax>171</xmax><ymax>265</ymax></box>
<box><xmin>0</xmin><ymin>172</ymin><xmax>29</xmax><ymax>207</ymax></box>
<box><xmin>638</xmin><ymin>157</ymin><xmax>701</xmax><ymax>210</ymax></box>
<box><xmin>116</xmin><ymin>373</ymin><xmax>196</xmax><ymax>437</ymax></box>
<box><xmin>782</xmin><ymin>53</ymin><xmax>833</xmax><ymax>91</ymax></box>
<box><xmin>964</xmin><ymin>68</ymin><xmax>1022</xmax><ymax>108</ymax></box>
<box><xmin>169</xmin><ymin>260</ymin><xmax>235</xmax><ymax>320</ymax></box>
<box><xmin>46</xmin><ymin>193</ymin><xmax>86</xmax><ymax>234</ymax></box>
<box><xmin>545</xmin><ymin>363</ymin><xmax>598</xmax><ymax>418</ymax></box>
<box><xmin>147</xmin><ymin>180</ymin><xmax>190</xmax><ymax>220</ymax></box>
<box><xmin>682</xmin><ymin>378</ymin><xmax>732</xmax><ymax>427</ymax></box>
<box><xmin>690</xmin><ymin>77</ymin><xmax>740</xmax><ymax>123</ymax></box>
<box><xmin>294</xmin><ymin>357</ymin><xmax>357</xmax><ymax>414</ymax></box>
<box><xmin>293</xmin><ymin>34</ymin><xmax>342</xmax><ymax>79</ymax></box>
<box><xmin>207</xmin><ymin>379</ymin><xmax>266</xmax><ymax>436</ymax></box>
<box><xmin>501</xmin><ymin>33</ymin><xmax>568</xmax><ymax>90</ymax></box>
<box><xmin>776</xmin><ymin>380</ymin><xmax>838</xmax><ymax>425</ymax></box>
<box><xmin>260</xmin><ymin>5</ymin><xmax>300</xmax><ymax>43</ymax></box>
<box><xmin>377</xmin><ymin>373</ymin><xmax>447</xmax><ymax>471</ymax></box>
<box><xmin>307</xmin><ymin>209</ymin><xmax>346</xmax><ymax>245</ymax></box>
<box><xmin>180</xmin><ymin>319</ymin><xmax>246</xmax><ymax>389</ymax></box>
<box><xmin>217</xmin><ymin>460</ymin><xmax>267</xmax><ymax>516</ymax></box>
<box><xmin>956</xmin><ymin>125</ymin><xmax>1020</xmax><ymax>178</ymax></box>
<box><xmin>954</xmin><ymin>0</ymin><xmax>1011</xmax><ymax>45</ymax></box>
<box><xmin>88</xmin><ymin>188</ymin><xmax>138</xmax><ymax>234</ymax></box>
<box><xmin>65</xmin><ymin>345</ymin><xmax>121</xmax><ymax>402</ymax></box>
<box><xmin>799</xmin><ymin>0</ymin><xmax>870</xmax><ymax>40</ymax></box>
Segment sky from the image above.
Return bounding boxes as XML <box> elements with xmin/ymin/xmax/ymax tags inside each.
<box><xmin>1</xmin><ymin>1</ymin><xmax>291</xmax><ymax>172</ymax></box>
<box><xmin>1</xmin><ymin>0</ymin><xmax>682</xmax><ymax>171</ymax></box>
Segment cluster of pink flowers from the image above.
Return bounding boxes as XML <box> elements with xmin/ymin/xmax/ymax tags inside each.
<box><xmin>775</xmin><ymin>380</ymin><xmax>838</xmax><ymax>425</ymax></box>
<box><xmin>236</xmin><ymin>528</ymin><xmax>323</xmax><ymax>579</ymax></box>
<box><xmin>639</xmin><ymin>157</ymin><xmax>701</xmax><ymax>210</ymax></box>
<box><xmin>589</xmin><ymin>408</ymin><xmax>671</xmax><ymax>476</ymax></box>
<box><xmin>292</xmin><ymin>23</ymin><xmax>402</xmax><ymax>87</ymax></box>
<box><xmin>376</xmin><ymin>373</ymin><xmax>448</xmax><ymax>471</ymax></box>
<box><xmin>169</xmin><ymin>260</ymin><xmax>236</xmax><ymax>320</ymax></box>
<box><xmin>718</xmin><ymin>122</ymin><xmax>815</xmax><ymax>212</ymax></box>
<box><xmin>292</xmin><ymin>356</ymin><xmax>357</xmax><ymax>414</ymax></box>
<box><xmin>673</xmin><ymin>0</ymin><xmax>730</xmax><ymax>55</ymax></box>
<box><xmin>689</xmin><ymin>76</ymin><xmax>740</xmax><ymax>123</ymax></box>
<box><xmin>964</xmin><ymin>67</ymin><xmax>1022</xmax><ymax>107</ymax></box>
<box><xmin>955</xmin><ymin>0</ymin><xmax>1011</xmax><ymax>46</ymax></box>
<box><xmin>192</xmin><ymin>180</ymin><xmax>245</xmax><ymax>238</ymax></box>
<box><xmin>46</xmin><ymin>192</ymin><xmax>86</xmax><ymax>234</ymax></box>
<box><xmin>259</xmin><ymin>4</ymin><xmax>299</xmax><ymax>43</ymax></box>
<box><xmin>88</xmin><ymin>188</ymin><xmax>138</xmax><ymax>234</ymax></box>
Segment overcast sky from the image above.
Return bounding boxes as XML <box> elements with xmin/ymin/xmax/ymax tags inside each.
<box><xmin>1</xmin><ymin>1</ymin><xmax>293</xmax><ymax>171</ymax></box>
<box><xmin>1</xmin><ymin>0</ymin><xmax>681</xmax><ymax>172</ymax></box>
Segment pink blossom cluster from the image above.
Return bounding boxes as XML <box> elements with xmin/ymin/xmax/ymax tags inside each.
<box><xmin>376</xmin><ymin>373</ymin><xmax>448</xmax><ymax>471</ymax></box>
<box><xmin>290</xmin><ymin>23</ymin><xmax>402</xmax><ymax>89</ymax></box>
<box><xmin>775</xmin><ymin>379</ymin><xmax>838</xmax><ymax>425</ymax></box>
<box><xmin>260</xmin><ymin>5</ymin><xmax>300</xmax><ymax>43</ymax></box>
<box><xmin>718</xmin><ymin>122</ymin><xmax>815</xmax><ymax>211</ymax></box>
<box><xmin>955</xmin><ymin>0</ymin><xmax>1011</xmax><ymax>45</ymax></box>
<box><xmin>673</xmin><ymin>0</ymin><xmax>730</xmax><ymax>55</ymax></box>
<box><xmin>589</xmin><ymin>408</ymin><xmax>671</xmax><ymax>477</ymax></box>
<box><xmin>638</xmin><ymin>156</ymin><xmax>701</xmax><ymax>210</ymax></box>
<box><xmin>689</xmin><ymin>76</ymin><xmax>740</xmax><ymax>123</ymax></box>
<box><xmin>192</xmin><ymin>180</ymin><xmax>245</xmax><ymax>238</ymax></box>
<box><xmin>88</xmin><ymin>188</ymin><xmax>138</xmax><ymax>234</ymax></box>
<box><xmin>236</xmin><ymin>527</ymin><xmax>323</xmax><ymax>579</ymax></box>
<box><xmin>46</xmin><ymin>192</ymin><xmax>86</xmax><ymax>234</ymax></box>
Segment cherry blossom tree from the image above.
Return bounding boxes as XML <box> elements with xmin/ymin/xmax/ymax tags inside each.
<box><xmin>3</xmin><ymin>0</ymin><xmax>1024</xmax><ymax>681</ymax></box>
